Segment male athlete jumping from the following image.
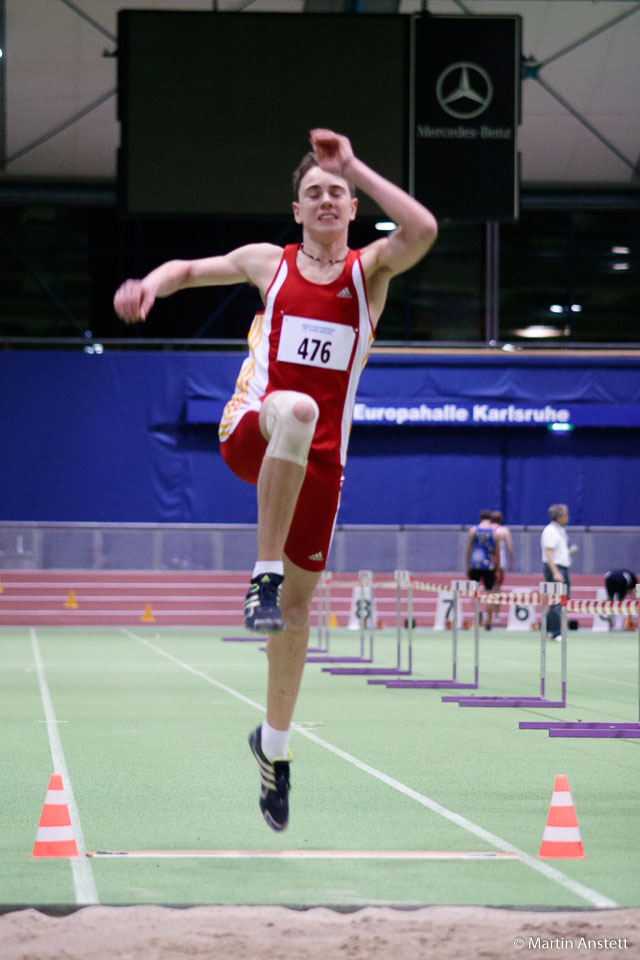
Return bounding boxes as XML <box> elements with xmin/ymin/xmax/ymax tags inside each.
<box><xmin>114</xmin><ymin>129</ymin><xmax>438</xmax><ymax>831</ymax></box>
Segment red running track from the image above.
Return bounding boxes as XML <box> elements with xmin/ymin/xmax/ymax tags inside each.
<box><xmin>0</xmin><ymin>570</ymin><xmax>612</xmax><ymax>628</ymax></box>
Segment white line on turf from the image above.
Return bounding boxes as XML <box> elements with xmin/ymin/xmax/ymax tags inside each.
<box><xmin>569</xmin><ymin>671</ymin><xmax>635</xmax><ymax>689</ymax></box>
<box><xmin>474</xmin><ymin>651</ymin><xmax>637</xmax><ymax>688</ymax></box>
<box><xmin>120</xmin><ymin>628</ymin><xmax>617</xmax><ymax>909</ymax></box>
<box><xmin>30</xmin><ymin>628</ymin><xmax>99</xmax><ymax>905</ymax></box>
<box><xmin>87</xmin><ymin>850</ymin><xmax>519</xmax><ymax>860</ymax></box>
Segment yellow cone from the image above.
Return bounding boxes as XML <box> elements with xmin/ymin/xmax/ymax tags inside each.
<box><xmin>141</xmin><ymin>603</ymin><xmax>155</xmax><ymax>623</ymax></box>
<box><xmin>64</xmin><ymin>590</ymin><xmax>78</xmax><ymax>610</ymax></box>
<box><xmin>328</xmin><ymin>612</ymin><xmax>338</xmax><ymax>628</ymax></box>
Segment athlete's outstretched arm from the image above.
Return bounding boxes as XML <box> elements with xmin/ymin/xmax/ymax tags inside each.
<box><xmin>310</xmin><ymin>129</ymin><xmax>438</xmax><ymax>278</ymax></box>
<box><xmin>113</xmin><ymin>243</ymin><xmax>281</xmax><ymax>324</ymax></box>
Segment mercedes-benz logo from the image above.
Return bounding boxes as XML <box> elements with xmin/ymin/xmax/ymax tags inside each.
<box><xmin>436</xmin><ymin>62</ymin><xmax>493</xmax><ymax>120</ymax></box>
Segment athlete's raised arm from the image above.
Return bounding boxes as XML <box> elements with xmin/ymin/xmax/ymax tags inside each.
<box><xmin>310</xmin><ymin>129</ymin><xmax>438</xmax><ymax>281</ymax></box>
<box><xmin>113</xmin><ymin>243</ymin><xmax>282</xmax><ymax>324</ymax></box>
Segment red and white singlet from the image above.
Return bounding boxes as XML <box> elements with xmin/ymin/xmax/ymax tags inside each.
<box><xmin>219</xmin><ymin>244</ymin><xmax>374</xmax><ymax>467</ymax></box>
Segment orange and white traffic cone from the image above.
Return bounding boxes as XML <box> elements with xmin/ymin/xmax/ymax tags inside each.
<box><xmin>32</xmin><ymin>773</ymin><xmax>79</xmax><ymax>858</ymax></box>
<box><xmin>538</xmin><ymin>774</ymin><xmax>585</xmax><ymax>859</ymax></box>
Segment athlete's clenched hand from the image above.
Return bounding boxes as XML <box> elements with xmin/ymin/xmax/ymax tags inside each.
<box><xmin>113</xmin><ymin>279</ymin><xmax>156</xmax><ymax>324</ymax></box>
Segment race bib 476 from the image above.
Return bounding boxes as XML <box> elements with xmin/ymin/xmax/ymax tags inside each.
<box><xmin>277</xmin><ymin>315</ymin><xmax>356</xmax><ymax>371</ymax></box>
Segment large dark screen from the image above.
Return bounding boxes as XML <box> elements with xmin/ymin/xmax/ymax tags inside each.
<box><xmin>118</xmin><ymin>11</ymin><xmax>408</xmax><ymax>217</ymax></box>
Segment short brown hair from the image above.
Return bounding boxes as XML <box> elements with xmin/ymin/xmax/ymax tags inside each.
<box><xmin>292</xmin><ymin>151</ymin><xmax>356</xmax><ymax>201</ymax></box>
<box><xmin>292</xmin><ymin>152</ymin><xmax>318</xmax><ymax>200</ymax></box>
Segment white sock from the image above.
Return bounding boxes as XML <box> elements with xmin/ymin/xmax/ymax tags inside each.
<box><xmin>261</xmin><ymin>720</ymin><xmax>290</xmax><ymax>760</ymax></box>
<box><xmin>252</xmin><ymin>561</ymin><xmax>284</xmax><ymax>579</ymax></box>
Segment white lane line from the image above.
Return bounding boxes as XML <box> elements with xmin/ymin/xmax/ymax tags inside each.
<box><xmin>3</xmin><ymin>594</ymin><xmax>248</xmax><ymax>602</ymax></box>
<box><xmin>571</xmin><ymin>672</ymin><xmax>635</xmax><ymax>689</ymax></box>
<box><xmin>121</xmin><ymin>628</ymin><xmax>617</xmax><ymax>909</ymax></box>
<box><xmin>87</xmin><ymin>850</ymin><xmax>519</xmax><ymax>860</ymax></box>
<box><xmin>120</xmin><ymin>628</ymin><xmax>265</xmax><ymax>712</ymax></box>
<box><xmin>7</xmin><ymin>581</ymin><xmax>250</xmax><ymax>590</ymax></box>
<box><xmin>472</xmin><ymin>651</ymin><xmax>637</xmax><ymax>689</ymax></box>
<box><xmin>30</xmin><ymin>628</ymin><xmax>99</xmax><ymax>905</ymax></box>
<box><xmin>1</xmin><ymin>610</ymin><xmax>246</xmax><ymax>617</ymax></box>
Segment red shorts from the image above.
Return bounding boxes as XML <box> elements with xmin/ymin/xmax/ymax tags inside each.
<box><xmin>219</xmin><ymin>410</ymin><xmax>343</xmax><ymax>573</ymax></box>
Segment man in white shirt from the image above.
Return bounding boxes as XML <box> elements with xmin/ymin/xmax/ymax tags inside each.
<box><xmin>541</xmin><ymin>503</ymin><xmax>572</xmax><ymax>641</ymax></box>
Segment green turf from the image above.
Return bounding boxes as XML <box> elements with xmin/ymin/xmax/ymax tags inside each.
<box><xmin>1</xmin><ymin>625</ymin><xmax>639</xmax><ymax>907</ymax></box>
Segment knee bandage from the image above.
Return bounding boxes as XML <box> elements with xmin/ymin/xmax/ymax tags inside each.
<box><xmin>264</xmin><ymin>391</ymin><xmax>319</xmax><ymax>468</ymax></box>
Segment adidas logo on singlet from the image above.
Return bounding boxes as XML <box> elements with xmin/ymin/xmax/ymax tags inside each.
<box><xmin>337</xmin><ymin>287</ymin><xmax>352</xmax><ymax>299</ymax></box>
<box><xmin>308</xmin><ymin>551</ymin><xmax>324</xmax><ymax>561</ymax></box>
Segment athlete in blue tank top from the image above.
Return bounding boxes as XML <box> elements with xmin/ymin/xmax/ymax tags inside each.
<box><xmin>466</xmin><ymin>509</ymin><xmax>497</xmax><ymax>590</ymax></box>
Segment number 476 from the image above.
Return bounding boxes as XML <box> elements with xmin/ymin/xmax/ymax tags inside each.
<box><xmin>298</xmin><ymin>338</ymin><xmax>331</xmax><ymax>364</ymax></box>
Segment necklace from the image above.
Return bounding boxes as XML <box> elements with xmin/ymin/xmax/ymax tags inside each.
<box><xmin>299</xmin><ymin>243</ymin><xmax>349</xmax><ymax>265</ymax></box>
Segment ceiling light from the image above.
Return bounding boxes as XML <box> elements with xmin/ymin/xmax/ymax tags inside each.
<box><xmin>611</xmin><ymin>246</ymin><xmax>630</xmax><ymax>255</ymax></box>
<box><xmin>549</xmin><ymin>304</ymin><xmax>564</xmax><ymax>314</ymax></box>
<box><xmin>513</xmin><ymin>325</ymin><xmax>567</xmax><ymax>339</ymax></box>
<box><xmin>375</xmin><ymin>221</ymin><xmax>396</xmax><ymax>232</ymax></box>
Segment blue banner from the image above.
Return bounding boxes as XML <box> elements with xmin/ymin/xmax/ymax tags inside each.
<box><xmin>351</xmin><ymin>401</ymin><xmax>640</xmax><ymax>428</ymax></box>
<box><xmin>185</xmin><ymin>395</ymin><xmax>640</xmax><ymax>430</ymax></box>
<box><xmin>3</xmin><ymin>351</ymin><xmax>640</xmax><ymax>526</ymax></box>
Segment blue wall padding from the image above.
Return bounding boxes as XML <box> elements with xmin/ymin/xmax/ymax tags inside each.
<box><xmin>1</xmin><ymin>351</ymin><xmax>639</xmax><ymax>525</ymax></box>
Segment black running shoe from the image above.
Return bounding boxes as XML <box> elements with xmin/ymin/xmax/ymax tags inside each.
<box><xmin>243</xmin><ymin>573</ymin><xmax>284</xmax><ymax>632</ymax></box>
<box><xmin>248</xmin><ymin>726</ymin><xmax>291</xmax><ymax>832</ymax></box>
